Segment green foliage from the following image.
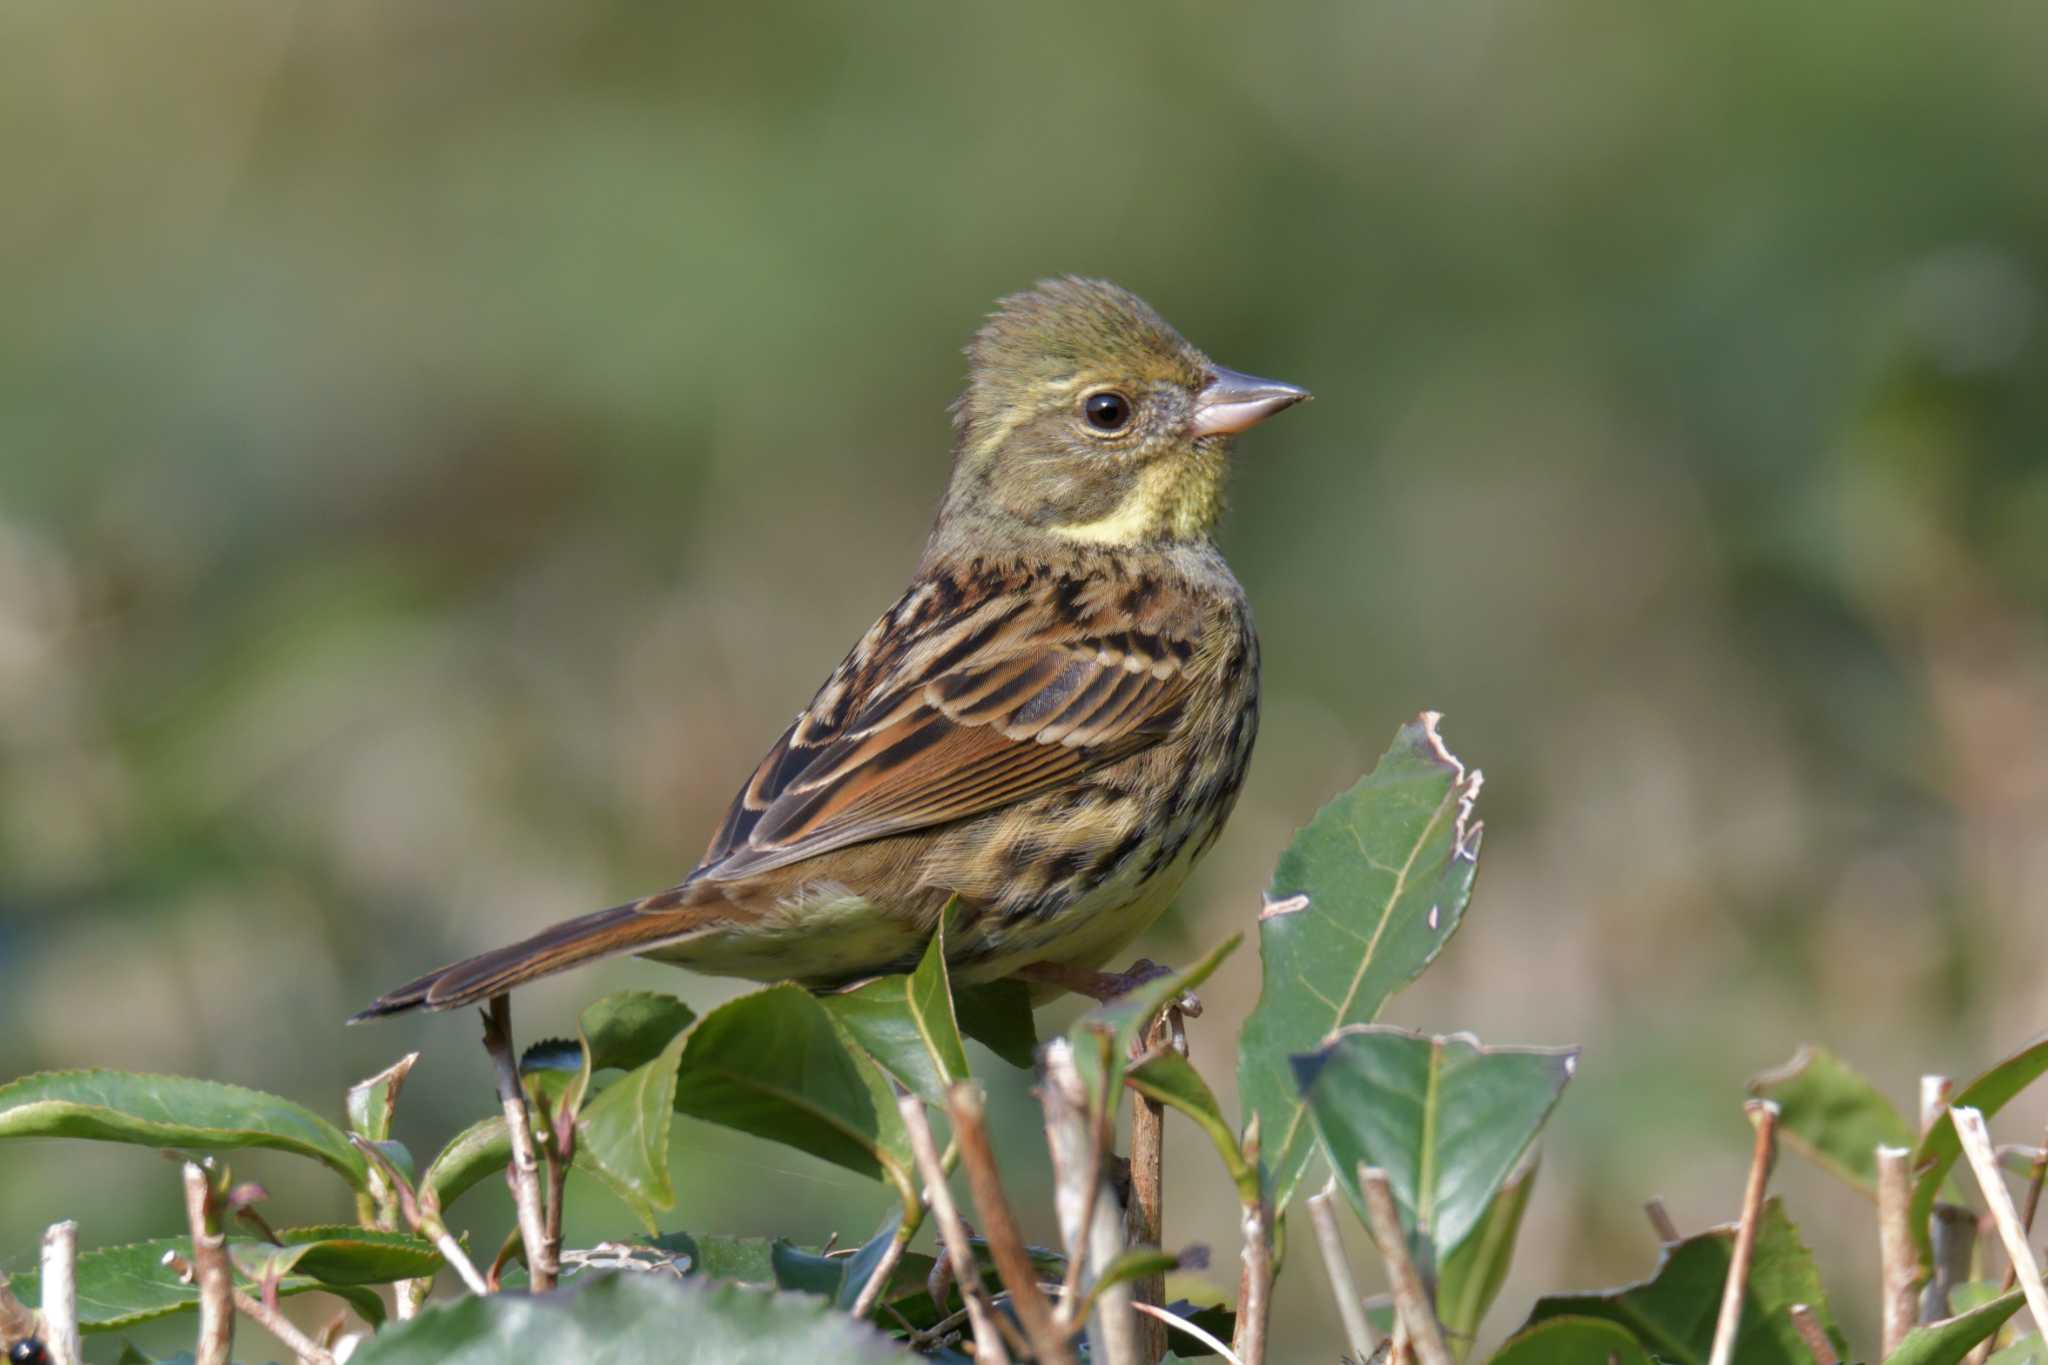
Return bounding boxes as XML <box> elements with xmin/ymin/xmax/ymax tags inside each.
<box><xmin>1238</xmin><ymin>715</ymin><xmax>1483</xmax><ymax>1212</ymax></box>
<box><xmin>1910</xmin><ymin>1035</ymin><xmax>2048</xmax><ymax>1264</ymax></box>
<box><xmin>349</xmin><ymin>1272</ymin><xmax>912</xmax><ymax>1363</ymax></box>
<box><xmin>1881</xmin><ymin>1292</ymin><xmax>2026</xmax><ymax>1365</ymax></box>
<box><xmin>1438</xmin><ymin>1156</ymin><xmax>1541</xmax><ymax>1360</ymax></box>
<box><xmin>1295</xmin><ymin>1026</ymin><xmax>1575</xmax><ymax>1267</ymax></box>
<box><xmin>819</xmin><ymin>901</ymin><xmax>972</xmax><ymax>1104</ymax></box>
<box><xmin>1485</xmin><ymin>1317</ymin><xmax>1657</xmax><ymax>1365</ymax></box>
<box><xmin>1749</xmin><ymin>1044</ymin><xmax>1914</xmax><ymax>1194</ymax></box>
<box><xmin>1525</xmin><ymin>1199</ymin><xmax>1847</xmax><ymax>1364</ymax></box>
<box><xmin>0</xmin><ymin>1070</ymin><xmax>369</xmax><ymax>1192</ymax></box>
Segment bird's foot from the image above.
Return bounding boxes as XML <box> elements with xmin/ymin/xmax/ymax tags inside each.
<box><xmin>1013</xmin><ymin>957</ymin><xmax>1204</xmax><ymax>1020</ymax></box>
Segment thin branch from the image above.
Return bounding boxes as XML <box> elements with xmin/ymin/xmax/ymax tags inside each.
<box><xmin>183</xmin><ymin>1163</ymin><xmax>235</xmax><ymax>1365</ymax></box>
<box><xmin>1128</xmin><ymin>1044</ymin><xmax>1168</xmax><ymax>1363</ymax></box>
<box><xmin>2000</xmin><ymin>1122</ymin><xmax>2048</xmax><ymax>1294</ymax></box>
<box><xmin>482</xmin><ymin>994</ymin><xmax>555</xmax><ymax>1291</ymax></box>
<box><xmin>1307</xmin><ymin>1178</ymin><xmax>1376</xmax><ymax>1364</ymax></box>
<box><xmin>1644</xmin><ymin>1197</ymin><xmax>1681</xmax><ymax>1244</ymax></box>
<box><xmin>350</xmin><ymin>1132</ymin><xmax>490</xmax><ymax>1297</ymax></box>
<box><xmin>1054</xmin><ymin>1032</ymin><xmax>1120</xmax><ymax>1318</ymax></box>
<box><xmin>1952</xmin><ymin>1106</ymin><xmax>2048</xmax><ymax>1343</ymax></box>
<box><xmin>1131</xmin><ymin>1301</ymin><xmax>1245</xmax><ymax>1365</ymax></box>
<box><xmin>1358</xmin><ymin>1166</ymin><xmax>1451</xmax><ymax>1365</ymax></box>
<box><xmin>164</xmin><ymin>1253</ymin><xmax>336</xmax><ymax>1365</ymax></box>
<box><xmin>849</xmin><ymin>1207</ymin><xmax>919</xmax><ymax>1320</ymax></box>
<box><xmin>1230</xmin><ymin>1116</ymin><xmax>1273</xmax><ymax>1365</ymax></box>
<box><xmin>1923</xmin><ymin>1203</ymin><xmax>1976</xmax><ymax>1323</ymax></box>
<box><xmin>898</xmin><ymin>1091</ymin><xmax>1012</xmax><ymax>1365</ymax></box>
<box><xmin>945</xmin><ymin>1081</ymin><xmax>1073</xmax><ymax>1363</ymax></box>
<box><xmin>1788</xmin><ymin>1303</ymin><xmax>1839</xmax><ymax>1365</ymax></box>
<box><xmin>1043</xmin><ymin>1039</ymin><xmax>1139</xmax><ymax>1365</ymax></box>
<box><xmin>1708</xmin><ymin>1100</ymin><xmax>1779</xmax><ymax>1365</ymax></box>
<box><xmin>1919</xmin><ymin>1075</ymin><xmax>1953</xmax><ymax>1138</ymax></box>
<box><xmin>39</xmin><ymin>1221</ymin><xmax>81</xmax><ymax>1365</ymax></box>
<box><xmin>1876</xmin><ymin>1144</ymin><xmax>1919</xmax><ymax>1356</ymax></box>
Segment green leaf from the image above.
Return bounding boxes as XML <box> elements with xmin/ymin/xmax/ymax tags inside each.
<box><xmin>1988</xmin><ymin>1338</ymin><xmax>2048</xmax><ymax>1364</ymax></box>
<box><xmin>581</xmin><ymin>991</ymin><xmax>698</xmax><ymax>1073</ymax></box>
<box><xmin>576</xmin><ymin>1023</ymin><xmax>692</xmax><ymax>1222</ymax></box>
<box><xmin>10</xmin><ymin>1234</ymin><xmax>397</xmax><ymax>1332</ymax></box>
<box><xmin>954</xmin><ymin>981</ymin><xmax>1037</xmax><ymax>1070</ymax></box>
<box><xmin>1525</xmin><ymin>1198</ymin><xmax>1848</xmax><ymax>1364</ymax></box>
<box><xmin>1439</xmin><ymin>1154</ymin><xmax>1540</xmax><ymax>1359</ymax></box>
<box><xmin>346</xmin><ymin>1054</ymin><xmax>418</xmax><ymax>1143</ymax></box>
<box><xmin>674</xmin><ymin>984</ymin><xmax>917</xmax><ymax>1210</ymax></box>
<box><xmin>0</xmin><ymin>1070</ymin><xmax>368</xmax><ymax>1193</ymax></box>
<box><xmin>1127</xmin><ymin>1049</ymin><xmax>1258</xmax><ymax>1203</ymax></box>
<box><xmin>259</xmin><ymin>1226</ymin><xmax>441</xmax><ymax>1284</ymax></box>
<box><xmin>1748</xmin><ymin>1045</ymin><xmax>1913</xmax><ymax>1194</ymax></box>
<box><xmin>832</xmin><ymin>1213</ymin><xmax>907</xmax><ymax>1312</ymax></box>
<box><xmin>1911</xmin><ymin>1034</ymin><xmax>2048</xmax><ymax>1265</ymax></box>
<box><xmin>1295</xmin><ymin>1027</ymin><xmax>1574</xmax><ymax>1267</ymax></box>
<box><xmin>1881</xmin><ymin>1290</ymin><xmax>2025</xmax><ymax>1365</ymax></box>
<box><xmin>1485</xmin><ymin>1317</ymin><xmax>1656</xmax><ymax>1364</ymax></box>
<box><xmin>822</xmin><ymin>902</ymin><xmax>971</xmax><ymax>1105</ymax></box>
<box><xmin>348</xmin><ymin>1270</ymin><xmax>913</xmax><ymax>1363</ymax></box>
<box><xmin>1071</xmin><ymin>936</ymin><xmax>1240</xmax><ymax>1106</ymax></box>
<box><xmin>1238</xmin><ymin>714</ymin><xmax>1484</xmax><ymax>1212</ymax></box>
<box><xmin>420</xmin><ymin>1115</ymin><xmax>509</xmax><ymax>1213</ymax></box>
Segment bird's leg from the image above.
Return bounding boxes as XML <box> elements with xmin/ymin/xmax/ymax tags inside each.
<box><xmin>1013</xmin><ymin>957</ymin><xmax>1204</xmax><ymax>1018</ymax></box>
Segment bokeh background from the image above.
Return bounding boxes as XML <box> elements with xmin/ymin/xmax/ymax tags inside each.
<box><xmin>5</xmin><ymin>2</ymin><xmax>2047</xmax><ymax>1359</ymax></box>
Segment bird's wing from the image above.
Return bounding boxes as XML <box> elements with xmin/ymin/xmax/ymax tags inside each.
<box><xmin>693</xmin><ymin>567</ymin><xmax>1196</xmax><ymax>882</ymax></box>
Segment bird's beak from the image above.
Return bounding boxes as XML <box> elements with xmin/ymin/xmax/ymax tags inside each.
<box><xmin>1189</xmin><ymin>366</ymin><xmax>1311</xmax><ymax>438</ymax></box>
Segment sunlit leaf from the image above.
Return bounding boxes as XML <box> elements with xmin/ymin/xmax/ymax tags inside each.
<box><xmin>1072</xmin><ymin>937</ymin><xmax>1239</xmax><ymax>1108</ymax></box>
<box><xmin>0</xmin><ymin>1070</ymin><xmax>367</xmax><ymax>1192</ymax></box>
<box><xmin>346</xmin><ymin>1054</ymin><xmax>418</xmax><ymax>1144</ymax></box>
<box><xmin>1524</xmin><ymin>1198</ymin><xmax>1847</xmax><ymax>1364</ymax></box>
<box><xmin>1748</xmin><ymin>1044</ymin><xmax>1912</xmax><ymax>1194</ymax></box>
<box><xmin>576</xmin><ymin>1024</ymin><xmax>692</xmax><ymax>1224</ymax></box>
<box><xmin>1127</xmin><ymin>1049</ymin><xmax>1258</xmax><ymax>1203</ymax></box>
<box><xmin>1238</xmin><ymin>714</ymin><xmax>1484</xmax><ymax>1212</ymax></box>
<box><xmin>1296</xmin><ymin>1027</ymin><xmax>1573</xmax><ymax>1268</ymax></box>
<box><xmin>822</xmin><ymin>902</ymin><xmax>971</xmax><ymax>1104</ymax></box>
<box><xmin>420</xmin><ymin>1115</ymin><xmax>508</xmax><ymax>1214</ymax></box>
<box><xmin>1881</xmin><ymin>1289</ymin><xmax>2025</xmax><ymax>1365</ymax></box>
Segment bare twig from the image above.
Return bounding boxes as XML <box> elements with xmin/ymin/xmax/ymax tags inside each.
<box><xmin>1788</xmin><ymin>1303</ymin><xmax>1839</xmax><ymax>1365</ymax></box>
<box><xmin>482</xmin><ymin>994</ymin><xmax>555</xmax><ymax>1291</ymax></box>
<box><xmin>1708</xmin><ymin>1100</ymin><xmax>1779</xmax><ymax>1365</ymax></box>
<box><xmin>898</xmin><ymin>1091</ymin><xmax>1012</xmax><ymax>1365</ymax></box>
<box><xmin>1875</xmin><ymin>1144</ymin><xmax>1919</xmax><ymax>1355</ymax></box>
<box><xmin>39</xmin><ymin>1221</ymin><xmax>81</xmax><ymax>1365</ymax></box>
<box><xmin>848</xmin><ymin>1207</ymin><xmax>919</xmax><ymax>1319</ymax></box>
<box><xmin>1131</xmin><ymin>1300</ymin><xmax>1245</xmax><ymax>1365</ymax></box>
<box><xmin>183</xmin><ymin>1163</ymin><xmax>234</xmax><ymax>1365</ymax></box>
<box><xmin>1307</xmin><ymin>1178</ymin><xmax>1376</xmax><ymax>1364</ymax></box>
<box><xmin>349</xmin><ymin>1132</ymin><xmax>490</xmax><ymax>1298</ymax></box>
<box><xmin>1920</xmin><ymin>1075</ymin><xmax>1953</xmax><ymax>1138</ymax></box>
<box><xmin>2000</xmin><ymin>1121</ymin><xmax>2048</xmax><ymax>1294</ymax></box>
<box><xmin>946</xmin><ymin>1080</ymin><xmax>1073</xmax><ymax>1363</ymax></box>
<box><xmin>1128</xmin><ymin>1013</ymin><xmax>1170</xmax><ymax>1365</ymax></box>
<box><xmin>1043</xmin><ymin>1039</ymin><xmax>1139</xmax><ymax>1365</ymax></box>
<box><xmin>164</xmin><ymin>1252</ymin><xmax>336</xmax><ymax>1365</ymax></box>
<box><xmin>1644</xmin><ymin>1197</ymin><xmax>1681</xmax><ymax>1244</ymax></box>
<box><xmin>1227</xmin><ymin>1115</ymin><xmax>1273</xmax><ymax>1365</ymax></box>
<box><xmin>1923</xmin><ymin>1203</ymin><xmax>1976</xmax><ymax>1323</ymax></box>
<box><xmin>1358</xmin><ymin>1165</ymin><xmax>1452</xmax><ymax>1365</ymax></box>
<box><xmin>1953</xmin><ymin>1106</ymin><xmax>2048</xmax><ymax>1343</ymax></box>
<box><xmin>1053</xmin><ymin>1033</ymin><xmax>1120</xmax><ymax>1318</ymax></box>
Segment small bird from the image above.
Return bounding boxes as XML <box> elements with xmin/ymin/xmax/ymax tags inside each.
<box><xmin>354</xmin><ymin>278</ymin><xmax>1306</xmax><ymax>1019</ymax></box>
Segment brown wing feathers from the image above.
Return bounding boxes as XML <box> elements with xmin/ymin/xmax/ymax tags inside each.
<box><xmin>352</xmin><ymin>564</ymin><xmax>1198</xmax><ymax>1016</ymax></box>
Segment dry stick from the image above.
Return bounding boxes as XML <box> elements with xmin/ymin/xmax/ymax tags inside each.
<box><xmin>1952</xmin><ymin>1106</ymin><xmax>2048</xmax><ymax>1343</ymax></box>
<box><xmin>163</xmin><ymin>1253</ymin><xmax>336</xmax><ymax>1365</ymax></box>
<box><xmin>2001</xmin><ymin>1124</ymin><xmax>2048</xmax><ymax>1293</ymax></box>
<box><xmin>1358</xmin><ymin>1166</ymin><xmax>1452</xmax><ymax>1365</ymax></box>
<box><xmin>349</xmin><ymin>1133</ymin><xmax>491</xmax><ymax>1298</ymax></box>
<box><xmin>183</xmin><ymin>1163</ymin><xmax>235</xmax><ymax>1365</ymax></box>
<box><xmin>1875</xmin><ymin>1145</ymin><xmax>1920</xmax><ymax>1357</ymax></box>
<box><xmin>1788</xmin><ymin>1303</ymin><xmax>1839</xmax><ymax>1365</ymax></box>
<box><xmin>1644</xmin><ymin>1197</ymin><xmax>1682</xmax><ymax>1244</ymax></box>
<box><xmin>1230</xmin><ymin>1115</ymin><xmax>1273</xmax><ymax>1365</ymax></box>
<box><xmin>39</xmin><ymin>1221</ymin><xmax>81</xmax><ymax>1365</ymax></box>
<box><xmin>849</xmin><ymin>1206</ymin><xmax>919</xmax><ymax>1320</ymax></box>
<box><xmin>1128</xmin><ymin>1013</ymin><xmax>1170</xmax><ymax>1365</ymax></box>
<box><xmin>1306</xmin><ymin>1177</ymin><xmax>1376</xmax><ymax>1364</ymax></box>
<box><xmin>482</xmin><ymin>994</ymin><xmax>555</xmax><ymax>1292</ymax></box>
<box><xmin>1921</xmin><ymin>1075</ymin><xmax>1954</xmax><ymax>1137</ymax></box>
<box><xmin>1707</xmin><ymin>1100</ymin><xmax>1780</xmax><ymax>1365</ymax></box>
<box><xmin>1044</xmin><ymin>1039</ymin><xmax>1140</xmax><ymax>1365</ymax></box>
<box><xmin>897</xmin><ymin>1092</ymin><xmax>1013</xmax><ymax>1365</ymax></box>
<box><xmin>1130</xmin><ymin>1300</ymin><xmax>1245</xmax><ymax>1364</ymax></box>
<box><xmin>946</xmin><ymin>1081</ymin><xmax>1074</xmax><ymax>1363</ymax></box>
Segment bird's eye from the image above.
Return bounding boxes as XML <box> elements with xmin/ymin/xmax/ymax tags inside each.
<box><xmin>1083</xmin><ymin>391</ymin><xmax>1133</xmax><ymax>432</ymax></box>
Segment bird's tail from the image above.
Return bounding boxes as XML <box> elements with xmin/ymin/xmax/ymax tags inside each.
<box><xmin>348</xmin><ymin>894</ymin><xmax>713</xmax><ymax>1021</ymax></box>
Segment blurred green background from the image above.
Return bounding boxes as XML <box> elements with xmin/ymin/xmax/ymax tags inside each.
<box><xmin>5</xmin><ymin>1</ymin><xmax>2047</xmax><ymax>1358</ymax></box>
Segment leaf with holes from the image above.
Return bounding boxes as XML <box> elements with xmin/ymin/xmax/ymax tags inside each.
<box><xmin>1238</xmin><ymin>713</ymin><xmax>1484</xmax><ymax>1212</ymax></box>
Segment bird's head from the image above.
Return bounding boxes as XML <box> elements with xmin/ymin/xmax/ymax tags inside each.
<box><xmin>934</xmin><ymin>277</ymin><xmax>1307</xmax><ymax>552</ymax></box>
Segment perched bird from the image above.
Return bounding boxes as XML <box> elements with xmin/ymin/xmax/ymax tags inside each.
<box><xmin>354</xmin><ymin>278</ymin><xmax>1306</xmax><ymax>1019</ymax></box>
